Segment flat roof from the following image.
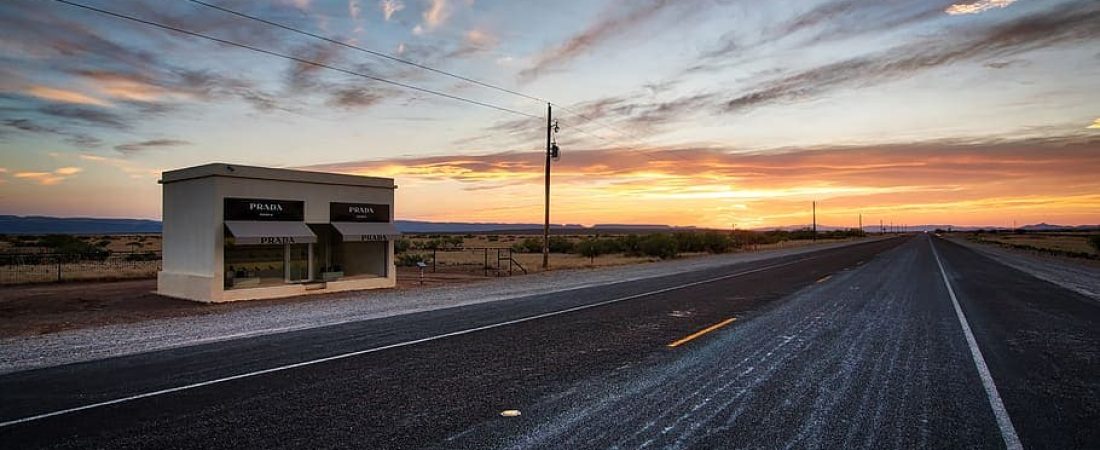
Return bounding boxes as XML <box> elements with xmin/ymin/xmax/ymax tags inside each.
<box><xmin>160</xmin><ymin>163</ymin><xmax>395</xmax><ymax>189</ymax></box>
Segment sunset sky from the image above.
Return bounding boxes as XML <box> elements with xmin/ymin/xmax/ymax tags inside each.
<box><xmin>1</xmin><ymin>0</ymin><xmax>1098</xmax><ymax>228</ymax></box>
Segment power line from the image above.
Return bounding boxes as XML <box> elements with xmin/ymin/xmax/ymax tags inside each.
<box><xmin>188</xmin><ymin>0</ymin><xmax>662</xmax><ymax>154</ymax></box>
<box><xmin>52</xmin><ymin>0</ymin><xmax>541</xmax><ymax>120</ymax></box>
<box><xmin>55</xmin><ymin>0</ymin><xmax>691</xmax><ymax>167</ymax></box>
<box><xmin>186</xmin><ymin>0</ymin><xmax>550</xmax><ymax>105</ymax></box>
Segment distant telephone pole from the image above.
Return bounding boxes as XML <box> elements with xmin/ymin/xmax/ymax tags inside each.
<box><xmin>858</xmin><ymin>213</ymin><xmax>863</xmax><ymax>236</ymax></box>
<box><xmin>812</xmin><ymin>201</ymin><xmax>817</xmax><ymax>241</ymax></box>
<box><xmin>543</xmin><ymin>103</ymin><xmax>552</xmax><ymax>270</ymax></box>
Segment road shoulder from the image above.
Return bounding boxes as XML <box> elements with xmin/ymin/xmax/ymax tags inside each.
<box><xmin>947</xmin><ymin>236</ymin><xmax>1100</xmax><ymax>301</ymax></box>
<box><xmin>0</xmin><ymin>238</ymin><xmax>883</xmax><ymax>375</ymax></box>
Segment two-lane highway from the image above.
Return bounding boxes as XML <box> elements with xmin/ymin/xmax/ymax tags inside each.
<box><xmin>1</xmin><ymin>235</ymin><xmax>1097</xmax><ymax>449</ymax></box>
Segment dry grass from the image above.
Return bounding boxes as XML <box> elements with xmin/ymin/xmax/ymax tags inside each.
<box><xmin>976</xmin><ymin>233</ymin><xmax>1098</xmax><ymax>256</ymax></box>
<box><xmin>408</xmin><ymin>236</ymin><xmax>860</xmax><ymax>274</ymax></box>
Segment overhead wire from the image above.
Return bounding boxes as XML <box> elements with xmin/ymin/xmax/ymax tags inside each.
<box><xmin>184</xmin><ymin>0</ymin><xmax>644</xmax><ymax>152</ymax></box>
<box><xmin>51</xmin><ymin>0</ymin><xmax>542</xmax><ymax>120</ymax></box>
<box><xmin>186</xmin><ymin>0</ymin><xmax>551</xmax><ymax>105</ymax></box>
<box><xmin>54</xmin><ymin>0</ymin><xmax>686</xmax><ymax>165</ymax></box>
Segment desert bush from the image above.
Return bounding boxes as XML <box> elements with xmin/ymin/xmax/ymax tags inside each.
<box><xmin>1089</xmin><ymin>235</ymin><xmax>1100</xmax><ymax>253</ymax></box>
<box><xmin>639</xmin><ymin>234</ymin><xmax>678</xmax><ymax>259</ymax></box>
<box><xmin>548</xmin><ymin>236</ymin><xmax>574</xmax><ymax>253</ymax></box>
<box><xmin>394</xmin><ymin>239</ymin><xmax>412</xmax><ymax>253</ymax></box>
<box><xmin>125</xmin><ymin>251</ymin><xmax>160</xmax><ymax>261</ymax></box>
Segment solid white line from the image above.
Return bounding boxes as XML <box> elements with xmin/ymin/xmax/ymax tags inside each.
<box><xmin>929</xmin><ymin>238</ymin><xmax>1023</xmax><ymax>450</ymax></box>
<box><xmin>0</xmin><ymin>257</ymin><xmax>813</xmax><ymax>429</ymax></box>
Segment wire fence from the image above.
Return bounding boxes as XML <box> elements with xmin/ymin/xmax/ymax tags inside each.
<box><xmin>0</xmin><ymin>252</ymin><xmax>162</xmax><ymax>285</ymax></box>
<box><xmin>398</xmin><ymin>247</ymin><xmax>527</xmax><ymax>277</ymax></box>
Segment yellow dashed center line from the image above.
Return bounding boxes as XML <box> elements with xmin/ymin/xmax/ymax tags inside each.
<box><xmin>667</xmin><ymin>318</ymin><xmax>737</xmax><ymax>348</ymax></box>
<box><xmin>816</xmin><ymin>275</ymin><xmax>832</xmax><ymax>284</ymax></box>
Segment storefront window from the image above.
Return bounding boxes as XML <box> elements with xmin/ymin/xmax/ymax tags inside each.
<box><xmin>224</xmin><ymin>243</ymin><xmax>285</xmax><ymax>289</ymax></box>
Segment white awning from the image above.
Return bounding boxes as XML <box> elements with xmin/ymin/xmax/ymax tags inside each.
<box><xmin>225</xmin><ymin>221</ymin><xmax>317</xmax><ymax>245</ymax></box>
<box><xmin>332</xmin><ymin>222</ymin><xmax>402</xmax><ymax>242</ymax></box>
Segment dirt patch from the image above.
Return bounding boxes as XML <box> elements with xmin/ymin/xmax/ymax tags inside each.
<box><xmin>0</xmin><ymin>268</ymin><xmax>488</xmax><ymax>339</ymax></box>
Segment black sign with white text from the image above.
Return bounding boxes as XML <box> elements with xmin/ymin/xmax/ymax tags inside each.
<box><xmin>330</xmin><ymin>202</ymin><xmax>390</xmax><ymax>222</ymax></box>
<box><xmin>224</xmin><ymin>198</ymin><xmax>304</xmax><ymax>221</ymax></box>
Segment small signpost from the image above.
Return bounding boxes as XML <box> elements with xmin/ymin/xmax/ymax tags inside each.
<box><xmin>416</xmin><ymin>261</ymin><xmax>427</xmax><ymax>285</ymax></box>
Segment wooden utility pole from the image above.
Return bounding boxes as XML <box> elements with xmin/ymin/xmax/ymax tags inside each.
<box><xmin>859</xmin><ymin>214</ymin><xmax>862</xmax><ymax>236</ymax></box>
<box><xmin>543</xmin><ymin>103</ymin><xmax>551</xmax><ymax>270</ymax></box>
<box><xmin>812</xmin><ymin>201</ymin><xmax>817</xmax><ymax>241</ymax></box>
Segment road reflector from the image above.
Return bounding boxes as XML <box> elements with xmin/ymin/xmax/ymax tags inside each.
<box><xmin>500</xmin><ymin>410</ymin><xmax>521</xmax><ymax>417</ymax></box>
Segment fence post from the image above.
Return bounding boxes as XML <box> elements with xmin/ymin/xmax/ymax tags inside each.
<box><xmin>432</xmin><ymin>249</ymin><xmax>437</xmax><ymax>273</ymax></box>
<box><xmin>56</xmin><ymin>255</ymin><xmax>62</xmax><ymax>282</ymax></box>
<box><xmin>484</xmin><ymin>248</ymin><xmax>488</xmax><ymax>277</ymax></box>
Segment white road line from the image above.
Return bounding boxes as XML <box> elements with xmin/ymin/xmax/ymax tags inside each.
<box><xmin>929</xmin><ymin>238</ymin><xmax>1023</xmax><ymax>450</ymax></box>
<box><xmin>0</xmin><ymin>257</ymin><xmax>814</xmax><ymax>429</ymax></box>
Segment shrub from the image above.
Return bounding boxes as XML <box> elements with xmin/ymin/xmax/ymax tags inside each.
<box><xmin>125</xmin><ymin>251</ymin><xmax>160</xmax><ymax>261</ymax></box>
<box><xmin>700</xmin><ymin>231</ymin><xmax>732</xmax><ymax>254</ymax></box>
<box><xmin>394</xmin><ymin>239</ymin><xmax>412</xmax><ymax>253</ymax></box>
<box><xmin>615</xmin><ymin>235</ymin><xmax>642</xmax><ymax>256</ymax></box>
<box><xmin>513</xmin><ymin>237</ymin><xmax>543</xmax><ymax>253</ymax></box>
<box><xmin>548</xmin><ymin>236</ymin><xmax>574</xmax><ymax>253</ymax></box>
<box><xmin>639</xmin><ymin>234</ymin><xmax>678</xmax><ymax>259</ymax></box>
<box><xmin>576</xmin><ymin>238</ymin><xmax>602</xmax><ymax>262</ymax></box>
<box><xmin>1089</xmin><ymin>235</ymin><xmax>1100</xmax><ymax>254</ymax></box>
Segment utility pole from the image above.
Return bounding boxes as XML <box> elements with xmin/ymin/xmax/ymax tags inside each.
<box><xmin>542</xmin><ymin>103</ymin><xmax>560</xmax><ymax>270</ymax></box>
<box><xmin>543</xmin><ymin>103</ymin><xmax>552</xmax><ymax>270</ymax></box>
<box><xmin>858</xmin><ymin>214</ymin><xmax>863</xmax><ymax>236</ymax></box>
<box><xmin>880</xmin><ymin>219</ymin><xmax>884</xmax><ymax>234</ymax></box>
<box><xmin>812</xmin><ymin>201</ymin><xmax>817</xmax><ymax>241</ymax></box>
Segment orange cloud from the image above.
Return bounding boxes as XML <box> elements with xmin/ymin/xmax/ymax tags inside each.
<box><xmin>13</xmin><ymin>166</ymin><xmax>82</xmax><ymax>185</ymax></box>
<box><xmin>79</xmin><ymin>71</ymin><xmax>183</xmax><ymax>103</ymax></box>
<box><xmin>946</xmin><ymin>0</ymin><xmax>1017</xmax><ymax>15</ymax></box>
<box><xmin>380</xmin><ymin>0</ymin><xmax>404</xmax><ymax>21</ymax></box>
<box><xmin>422</xmin><ymin>0</ymin><xmax>449</xmax><ymax>29</ymax></box>
<box><xmin>307</xmin><ymin>137</ymin><xmax>1100</xmax><ymax>227</ymax></box>
<box><xmin>26</xmin><ymin>85</ymin><xmax>108</xmax><ymax>106</ymax></box>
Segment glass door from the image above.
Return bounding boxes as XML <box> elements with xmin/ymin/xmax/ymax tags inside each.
<box><xmin>285</xmin><ymin>243</ymin><xmax>312</xmax><ymax>283</ymax></box>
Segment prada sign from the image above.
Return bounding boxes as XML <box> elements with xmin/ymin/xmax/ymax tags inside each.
<box><xmin>224</xmin><ymin>198</ymin><xmax>304</xmax><ymax>221</ymax></box>
<box><xmin>330</xmin><ymin>202</ymin><xmax>390</xmax><ymax>223</ymax></box>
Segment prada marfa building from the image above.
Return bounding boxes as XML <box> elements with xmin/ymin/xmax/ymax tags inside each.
<box><xmin>157</xmin><ymin>163</ymin><xmax>400</xmax><ymax>302</ymax></box>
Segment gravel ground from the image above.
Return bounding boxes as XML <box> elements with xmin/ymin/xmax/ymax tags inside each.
<box><xmin>948</xmin><ymin>237</ymin><xmax>1100</xmax><ymax>301</ymax></box>
<box><xmin>0</xmin><ymin>239</ymin><xmax>876</xmax><ymax>375</ymax></box>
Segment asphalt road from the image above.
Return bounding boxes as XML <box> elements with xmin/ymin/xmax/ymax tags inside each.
<box><xmin>1</xmin><ymin>235</ymin><xmax>1097</xmax><ymax>449</ymax></box>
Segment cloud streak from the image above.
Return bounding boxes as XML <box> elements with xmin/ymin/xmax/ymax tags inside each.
<box><xmin>946</xmin><ymin>0</ymin><xmax>1018</xmax><ymax>15</ymax></box>
<box><xmin>114</xmin><ymin>139</ymin><xmax>191</xmax><ymax>156</ymax></box>
<box><xmin>12</xmin><ymin>166</ymin><xmax>83</xmax><ymax>185</ymax></box>
<box><xmin>519</xmin><ymin>0</ymin><xmax>693</xmax><ymax>82</ymax></box>
<box><xmin>721</xmin><ymin>2</ymin><xmax>1100</xmax><ymax>113</ymax></box>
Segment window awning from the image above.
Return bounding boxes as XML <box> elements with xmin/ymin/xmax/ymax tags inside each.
<box><xmin>332</xmin><ymin>222</ymin><xmax>402</xmax><ymax>242</ymax></box>
<box><xmin>225</xmin><ymin>221</ymin><xmax>317</xmax><ymax>245</ymax></box>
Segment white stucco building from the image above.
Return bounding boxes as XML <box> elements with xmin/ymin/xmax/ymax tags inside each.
<box><xmin>157</xmin><ymin>163</ymin><xmax>399</xmax><ymax>302</ymax></box>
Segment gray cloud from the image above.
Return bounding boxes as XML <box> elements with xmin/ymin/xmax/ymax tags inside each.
<box><xmin>38</xmin><ymin>105</ymin><xmax>129</xmax><ymax>129</ymax></box>
<box><xmin>114</xmin><ymin>139</ymin><xmax>191</xmax><ymax>156</ymax></box>
<box><xmin>721</xmin><ymin>2</ymin><xmax>1100</xmax><ymax>113</ymax></box>
<box><xmin>518</xmin><ymin>0</ymin><xmax>700</xmax><ymax>82</ymax></box>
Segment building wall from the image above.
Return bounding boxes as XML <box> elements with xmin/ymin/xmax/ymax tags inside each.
<box><xmin>158</xmin><ymin>170</ymin><xmax>396</xmax><ymax>303</ymax></box>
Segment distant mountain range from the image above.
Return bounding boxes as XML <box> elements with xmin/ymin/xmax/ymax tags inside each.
<box><xmin>0</xmin><ymin>215</ymin><xmax>1094</xmax><ymax>235</ymax></box>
